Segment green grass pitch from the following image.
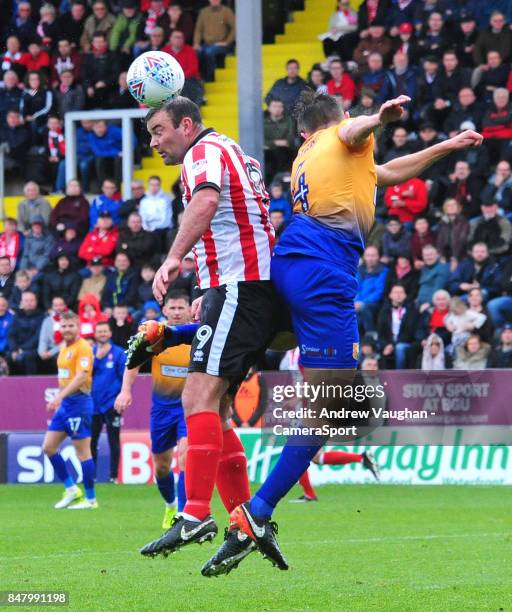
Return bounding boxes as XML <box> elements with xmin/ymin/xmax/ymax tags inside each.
<box><xmin>1</xmin><ymin>484</ymin><xmax>511</xmax><ymax>611</ymax></box>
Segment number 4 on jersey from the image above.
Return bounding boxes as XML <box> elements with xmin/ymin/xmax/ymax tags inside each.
<box><xmin>293</xmin><ymin>172</ymin><xmax>309</xmax><ymax>213</ymax></box>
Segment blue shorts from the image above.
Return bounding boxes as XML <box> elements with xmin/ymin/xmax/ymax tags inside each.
<box><xmin>48</xmin><ymin>393</ymin><xmax>93</xmax><ymax>440</ymax></box>
<box><xmin>271</xmin><ymin>252</ymin><xmax>359</xmax><ymax>369</ymax></box>
<box><xmin>150</xmin><ymin>402</ymin><xmax>187</xmax><ymax>455</ymax></box>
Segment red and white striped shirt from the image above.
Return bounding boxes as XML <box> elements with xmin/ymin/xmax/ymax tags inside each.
<box><xmin>181</xmin><ymin>129</ymin><xmax>275</xmax><ymax>289</ymax></box>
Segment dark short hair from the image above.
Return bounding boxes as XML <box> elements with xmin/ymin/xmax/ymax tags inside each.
<box><xmin>286</xmin><ymin>58</ymin><xmax>299</xmax><ymax>67</ymax></box>
<box><xmin>146</xmin><ymin>96</ymin><xmax>202</xmax><ymax>129</ymax></box>
<box><xmin>166</xmin><ymin>290</ymin><xmax>190</xmax><ymax>305</ymax></box>
<box><xmin>95</xmin><ymin>320</ymin><xmax>111</xmax><ymax>329</ymax></box>
<box><xmin>149</xmin><ymin>175</ymin><xmax>161</xmax><ymax>182</ymax></box>
<box><xmin>294</xmin><ymin>90</ymin><xmax>342</xmax><ymax>134</ymax></box>
<box><xmin>92</xmin><ymin>31</ymin><xmax>107</xmax><ymax>40</ymax></box>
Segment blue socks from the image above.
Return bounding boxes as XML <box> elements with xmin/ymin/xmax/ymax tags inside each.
<box><xmin>164</xmin><ymin>324</ymin><xmax>199</xmax><ymax>348</ymax></box>
<box><xmin>80</xmin><ymin>459</ymin><xmax>96</xmax><ymax>500</ymax></box>
<box><xmin>49</xmin><ymin>453</ymin><xmax>74</xmax><ymax>488</ymax></box>
<box><xmin>156</xmin><ymin>473</ymin><xmax>175</xmax><ymax>504</ymax></box>
<box><xmin>177</xmin><ymin>471</ymin><xmax>186</xmax><ymax>512</ymax></box>
<box><xmin>250</xmin><ymin>436</ymin><xmax>327</xmax><ymax>518</ymax></box>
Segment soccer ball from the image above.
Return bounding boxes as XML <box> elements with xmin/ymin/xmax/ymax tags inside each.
<box><xmin>127</xmin><ymin>51</ymin><xmax>185</xmax><ymax>108</ymax></box>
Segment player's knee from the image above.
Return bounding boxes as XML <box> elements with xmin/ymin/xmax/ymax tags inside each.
<box><xmin>42</xmin><ymin>442</ymin><xmax>56</xmax><ymax>457</ymax></box>
<box><xmin>154</xmin><ymin>461</ymin><xmax>170</xmax><ymax>479</ymax></box>
<box><xmin>75</xmin><ymin>449</ymin><xmax>92</xmax><ymax>462</ymax></box>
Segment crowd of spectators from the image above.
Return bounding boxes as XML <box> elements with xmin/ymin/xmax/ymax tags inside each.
<box><xmin>1</xmin><ymin>0</ymin><xmax>512</xmax><ymax>375</ymax></box>
<box><xmin>0</xmin><ymin>0</ymin><xmax>235</xmax><ymax>192</ymax></box>
<box><xmin>263</xmin><ymin>0</ymin><xmax>512</xmax><ymax>371</ymax></box>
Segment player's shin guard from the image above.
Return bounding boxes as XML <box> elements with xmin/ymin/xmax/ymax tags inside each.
<box><xmin>216</xmin><ymin>428</ymin><xmax>251</xmax><ymax>513</ymax></box>
<box><xmin>183</xmin><ymin>412</ymin><xmax>222</xmax><ymax>520</ymax></box>
<box><xmin>49</xmin><ymin>453</ymin><xmax>74</xmax><ymax>488</ymax></box>
<box><xmin>80</xmin><ymin>459</ymin><xmax>96</xmax><ymax>501</ymax></box>
<box><xmin>156</xmin><ymin>473</ymin><xmax>175</xmax><ymax>504</ymax></box>
<box><xmin>251</xmin><ymin>436</ymin><xmax>326</xmax><ymax>518</ymax></box>
<box><xmin>177</xmin><ymin>471</ymin><xmax>186</xmax><ymax>512</ymax></box>
<box><xmin>320</xmin><ymin>451</ymin><xmax>362</xmax><ymax>465</ymax></box>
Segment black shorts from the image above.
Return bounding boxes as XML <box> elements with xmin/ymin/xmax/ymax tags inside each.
<box><xmin>188</xmin><ymin>281</ymin><xmax>279</xmax><ymax>386</ymax></box>
<box><xmin>92</xmin><ymin>408</ymin><xmax>122</xmax><ymax>429</ymax></box>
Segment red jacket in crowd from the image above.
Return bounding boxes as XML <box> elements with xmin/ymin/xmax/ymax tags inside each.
<box><xmin>384</xmin><ymin>178</ymin><xmax>428</xmax><ymax>223</ymax></box>
<box><xmin>481</xmin><ymin>105</ymin><xmax>512</xmax><ymax>140</ymax></box>
<box><xmin>20</xmin><ymin>50</ymin><xmax>51</xmax><ymax>72</ymax></box>
<box><xmin>163</xmin><ymin>44</ymin><xmax>200</xmax><ymax>80</ymax></box>
<box><xmin>326</xmin><ymin>73</ymin><xmax>356</xmax><ymax>103</ymax></box>
<box><xmin>78</xmin><ymin>227</ymin><xmax>119</xmax><ymax>266</ymax></box>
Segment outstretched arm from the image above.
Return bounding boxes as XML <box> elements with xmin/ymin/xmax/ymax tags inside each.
<box><xmin>339</xmin><ymin>95</ymin><xmax>411</xmax><ymax>147</ymax></box>
<box><xmin>376</xmin><ymin>130</ymin><xmax>483</xmax><ymax>187</ymax></box>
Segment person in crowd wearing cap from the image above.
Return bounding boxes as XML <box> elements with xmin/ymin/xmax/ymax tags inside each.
<box><xmin>448</xmin><ymin>241</ymin><xmax>502</xmax><ymax>300</ymax></box>
<box><xmin>353</xmin><ymin>19</ymin><xmax>393</xmax><ymax>72</ymax></box>
<box><xmin>325</xmin><ymin>58</ymin><xmax>356</xmax><ymax>110</ymax></box>
<box><xmin>384</xmin><ymin>174</ymin><xmax>428</xmax><ymax>226</ymax></box>
<box><xmin>355</xmin><ymin>244</ymin><xmax>389</xmax><ymax>335</ymax></box>
<box><xmin>50</xmin><ymin>179</ymin><xmax>90</xmax><ymax>239</ymax></box>
<box><xmin>163</xmin><ymin>30</ymin><xmax>204</xmax><ymax>107</ymax></box>
<box><xmin>101</xmin><ymin>252</ymin><xmax>138</xmax><ymax>310</ymax></box>
<box><xmin>393</xmin><ymin>22</ymin><xmax>421</xmax><ymax>64</ymax></box>
<box><xmin>18</xmin><ymin>215</ymin><xmax>54</xmax><ymax>273</ymax></box>
<box><xmin>357</xmin><ymin>52</ymin><xmax>387</xmax><ymax>95</ymax></box>
<box><xmin>436</xmin><ymin>198</ymin><xmax>470</xmax><ymax>270</ymax></box>
<box><xmin>381</xmin><ymin>215</ymin><xmax>411</xmax><ymax>264</ymax></box>
<box><xmin>49</xmin><ymin>222</ymin><xmax>82</xmax><ymax>262</ymax></box>
<box><xmin>263</xmin><ymin>98</ymin><xmax>296</xmax><ymax>184</ymax></box>
<box><xmin>442</xmin><ymin>159</ymin><xmax>483</xmax><ymax>219</ymax></box>
<box><xmin>42</xmin><ymin>253</ymin><xmax>81</xmax><ymax>311</ymax></box>
<box><xmin>473</xmin><ymin>10</ymin><xmax>512</xmax><ymax>67</ymax></box>
<box><xmin>443</xmin><ymin>87</ymin><xmax>485</xmax><ymax>135</ymax></box>
<box><xmin>384</xmin><ymin>252</ymin><xmax>419</xmax><ymax>298</ymax></box>
<box><xmin>55</xmin><ymin>2</ymin><xmax>87</xmax><ymax>50</ymax></box>
<box><xmin>116</xmin><ymin>212</ymin><xmax>156</xmax><ymax>264</ymax></box>
<box><xmin>79</xmin><ymin>211</ymin><xmax>119</xmax><ymax>267</ymax></box>
<box><xmin>320</xmin><ymin>0</ymin><xmax>358</xmax><ymax>61</ymax></box>
<box><xmin>16</xmin><ymin>181</ymin><xmax>52</xmax><ymax>235</ymax></box>
<box><xmin>481</xmin><ymin>88</ymin><xmax>512</xmax><ymax>164</ymax></box>
<box><xmin>139</xmin><ymin>176</ymin><xmax>172</xmax><ymax>253</ymax></box>
<box><xmin>481</xmin><ymin>160</ymin><xmax>512</xmax><ymax>214</ymax></box>
<box><xmin>89</xmin><ymin>178</ymin><xmax>122</xmax><ymax>230</ymax></box>
<box><xmin>453</xmin><ymin>11</ymin><xmax>479</xmax><ymax>68</ymax></box>
<box><xmin>473</xmin><ymin>50</ymin><xmax>510</xmax><ymax>106</ymax></box>
<box><xmin>78</xmin><ymin>257</ymin><xmax>107</xmax><ymax>302</ymax></box>
<box><xmin>386</xmin><ymin>0</ymin><xmax>418</xmax><ymax>36</ymax></box>
<box><xmin>468</xmin><ymin>201</ymin><xmax>512</xmax><ymax>257</ymax></box>
<box><xmin>109</xmin><ymin>0</ymin><xmax>142</xmax><ymax>69</ymax></box>
<box><xmin>378</xmin><ymin>52</ymin><xmax>417</xmax><ymax>121</ymax></box>
<box><xmin>38</xmin><ymin>295</ymin><xmax>67</xmax><ymax>374</ymax></box>
<box><xmin>487</xmin><ymin>323</ymin><xmax>512</xmax><ymax>368</ymax></box>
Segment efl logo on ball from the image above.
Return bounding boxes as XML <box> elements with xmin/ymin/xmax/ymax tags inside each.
<box><xmin>127</xmin><ymin>51</ymin><xmax>185</xmax><ymax>108</ymax></box>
